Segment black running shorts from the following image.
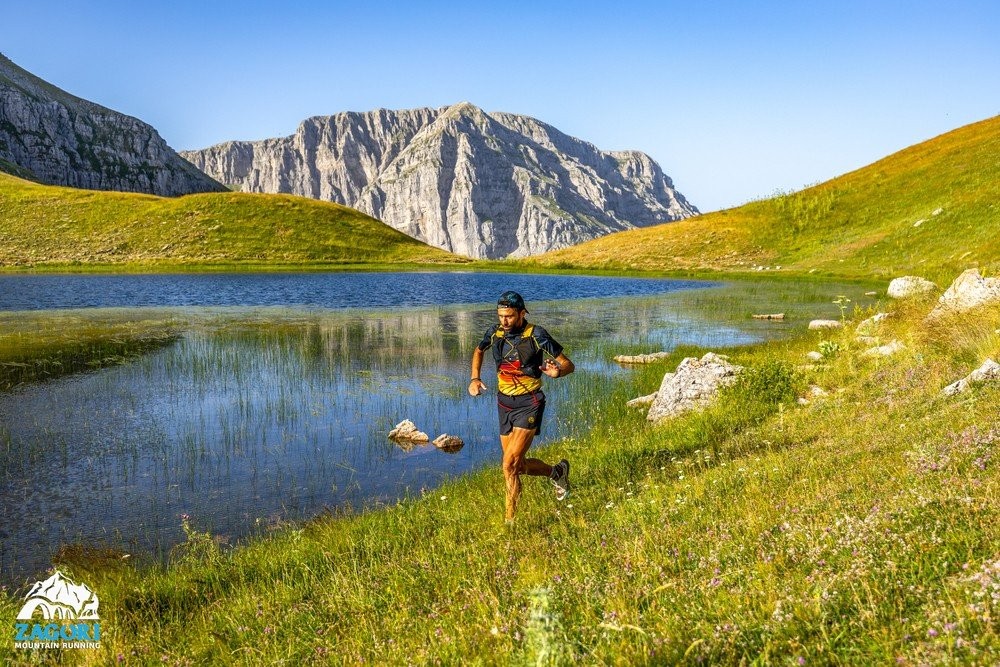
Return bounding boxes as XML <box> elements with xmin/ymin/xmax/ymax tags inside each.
<box><xmin>497</xmin><ymin>390</ymin><xmax>546</xmax><ymax>435</ymax></box>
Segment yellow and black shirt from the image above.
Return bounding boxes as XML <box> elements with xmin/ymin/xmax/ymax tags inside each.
<box><xmin>477</xmin><ymin>321</ymin><xmax>563</xmax><ymax>396</ymax></box>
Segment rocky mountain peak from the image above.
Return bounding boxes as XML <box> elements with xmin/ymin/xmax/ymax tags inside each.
<box><xmin>183</xmin><ymin>103</ymin><xmax>698</xmax><ymax>258</ymax></box>
<box><xmin>0</xmin><ymin>53</ymin><xmax>225</xmax><ymax>196</ymax></box>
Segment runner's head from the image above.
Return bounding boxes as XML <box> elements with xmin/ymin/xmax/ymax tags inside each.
<box><xmin>497</xmin><ymin>291</ymin><xmax>527</xmax><ymax>331</ymax></box>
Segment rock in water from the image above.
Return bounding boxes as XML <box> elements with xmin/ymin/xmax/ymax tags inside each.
<box><xmin>182</xmin><ymin>103</ymin><xmax>698</xmax><ymax>259</ymax></box>
<box><xmin>646</xmin><ymin>353</ymin><xmax>743</xmax><ymax>422</ymax></box>
<box><xmin>887</xmin><ymin>276</ymin><xmax>938</xmax><ymax>299</ymax></box>
<box><xmin>388</xmin><ymin>420</ymin><xmax>429</xmax><ymax>442</ymax></box>
<box><xmin>432</xmin><ymin>434</ymin><xmax>464</xmax><ymax>451</ymax></box>
<box><xmin>808</xmin><ymin>320</ymin><xmax>842</xmax><ymax>330</ymax></box>
<box><xmin>0</xmin><ymin>54</ymin><xmax>224</xmax><ymax>196</ymax></box>
<box><xmin>614</xmin><ymin>351</ymin><xmax>672</xmax><ymax>364</ymax></box>
<box><xmin>928</xmin><ymin>268</ymin><xmax>1000</xmax><ymax>318</ymax></box>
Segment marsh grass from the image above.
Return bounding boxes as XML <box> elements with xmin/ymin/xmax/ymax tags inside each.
<box><xmin>0</xmin><ymin>311</ymin><xmax>181</xmax><ymax>389</ymax></box>
<box><xmin>2</xmin><ymin>290</ymin><xmax>997</xmax><ymax>665</ymax></box>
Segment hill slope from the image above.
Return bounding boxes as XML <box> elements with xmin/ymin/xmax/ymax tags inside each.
<box><xmin>0</xmin><ymin>53</ymin><xmax>225</xmax><ymax>196</ymax></box>
<box><xmin>0</xmin><ymin>173</ymin><xmax>462</xmax><ymax>269</ymax></box>
<box><xmin>534</xmin><ymin>115</ymin><xmax>1000</xmax><ymax>283</ymax></box>
<box><xmin>181</xmin><ymin>103</ymin><xmax>697</xmax><ymax>259</ymax></box>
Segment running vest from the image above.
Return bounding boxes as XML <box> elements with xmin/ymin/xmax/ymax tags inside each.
<box><xmin>491</xmin><ymin>323</ymin><xmax>544</xmax><ymax>396</ymax></box>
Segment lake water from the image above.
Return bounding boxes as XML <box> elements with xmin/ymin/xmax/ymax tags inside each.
<box><xmin>0</xmin><ymin>272</ymin><xmax>878</xmax><ymax>585</ymax></box>
<box><xmin>0</xmin><ymin>271</ymin><xmax>710</xmax><ymax>311</ymax></box>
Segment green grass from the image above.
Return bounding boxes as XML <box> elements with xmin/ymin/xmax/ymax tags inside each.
<box><xmin>534</xmin><ymin>115</ymin><xmax>1000</xmax><ymax>284</ymax></box>
<box><xmin>3</xmin><ymin>296</ymin><xmax>998</xmax><ymax>665</ymax></box>
<box><xmin>0</xmin><ymin>173</ymin><xmax>467</xmax><ymax>269</ymax></box>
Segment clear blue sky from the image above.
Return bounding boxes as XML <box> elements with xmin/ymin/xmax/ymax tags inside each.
<box><xmin>5</xmin><ymin>1</ymin><xmax>999</xmax><ymax>211</ymax></box>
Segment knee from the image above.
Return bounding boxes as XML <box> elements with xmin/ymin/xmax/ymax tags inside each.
<box><xmin>503</xmin><ymin>455</ymin><xmax>524</xmax><ymax>476</ymax></box>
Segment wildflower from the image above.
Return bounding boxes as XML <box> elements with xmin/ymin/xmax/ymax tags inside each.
<box><xmin>927</xmin><ymin>628</ymin><xmax>938</xmax><ymax>637</ymax></box>
<box><xmin>440</xmin><ymin>495</ymin><xmax>447</xmax><ymax>501</ymax></box>
<box><xmin>797</xmin><ymin>657</ymin><xmax>806</xmax><ymax>666</ymax></box>
<box><xmin>710</xmin><ymin>577</ymin><xmax>722</xmax><ymax>587</ymax></box>
<box><xmin>264</xmin><ymin>625</ymin><xmax>274</xmax><ymax>634</ymax></box>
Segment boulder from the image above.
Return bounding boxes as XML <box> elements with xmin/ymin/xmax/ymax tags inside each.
<box><xmin>805</xmin><ymin>351</ymin><xmax>824</xmax><ymax>362</ymax></box>
<box><xmin>862</xmin><ymin>340</ymin><xmax>905</xmax><ymax>357</ymax></box>
<box><xmin>432</xmin><ymin>434</ymin><xmax>464</xmax><ymax>451</ymax></box>
<box><xmin>856</xmin><ymin>312</ymin><xmax>891</xmax><ymax>333</ymax></box>
<box><xmin>887</xmin><ymin>276</ymin><xmax>937</xmax><ymax>299</ymax></box>
<box><xmin>942</xmin><ymin>359</ymin><xmax>1000</xmax><ymax>396</ymax></box>
<box><xmin>646</xmin><ymin>353</ymin><xmax>743</xmax><ymax>422</ymax></box>
<box><xmin>928</xmin><ymin>269</ymin><xmax>1000</xmax><ymax>318</ymax></box>
<box><xmin>808</xmin><ymin>319</ymin><xmax>842</xmax><ymax>330</ymax></box>
<box><xmin>752</xmin><ymin>313</ymin><xmax>785</xmax><ymax>320</ymax></box>
<box><xmin>388</xmin><ymin>420</ymin><xmax>429</xmax><ymax>443</ymax></box>
<box><xmin>614</xmin><ymin>351</ymin><xmax>672</xmax><ymax>364</ymax></box>
<box><xmin>626</xmin><ymin>392</ymin><xmax>658</xmax><ymax>408</ymax></box>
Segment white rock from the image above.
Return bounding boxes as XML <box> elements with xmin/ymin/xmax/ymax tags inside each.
<box><xmin>942</xmin><ymin>358</ymin><xmax>1000</xmax><ymax>396</ymax></box>
<box><xmin>808</xmin><ymin>385</ymin><xmax>828</xmax><ymax>397</ymax></box>
<box><xmin>646</xmin><ymin>353</ymin><xmax>743</xmax><ymax>422</ymax></box>
<box><xmin>887</xmin><ymin>276</ymin><xmax>938</xmax><ymax>299</ymax></box>
<box><xmin>614</xmin><ymin>351</ymin><xmax>672</xmax><ymax>364</ymax></box>
<box><xmin>626</xmin><ymin>392</ymin><xmax>658</xmax><ymax>407</ymax></box>
<box><xmin>862</xmin><ymin>340</ymin><xmax>905</xmax><ymax>357</ymax></box>
<box><xmin>856</xmin><ymin>312</ymin><xmax>891</xmax><ymax>333</ymax></box>
<box><xmin>388</xmin><ymin>419</ymin><xmax>429</xmax><ymax>442</ymax></box>
<box><xmin>928</xmin><ymin>269</ymin><xmax>1000</xmax><ymax>318</ymax></box>
<box><xmin>806</xmin><ymin>351</ymin><xmax>824</xmax><ymax>362</ymax></box>
<box><xmin>808</xmin><ymin>319</ymin><xmax>842</xmax><ymax>330</ymax></box>
<box><xmin>932</xmin><ymin>207</ymin><xmax>944</xmax><ymax>216</ymax></box>
<box><xmin>432</xmin><ymin>434</ymin><xmax>464</xmax><ymax>450</ymax></box>
<box><xmin>913</xmin><ymin>219</ymin><xmax>925</xmax><ymax>227</ymax></box>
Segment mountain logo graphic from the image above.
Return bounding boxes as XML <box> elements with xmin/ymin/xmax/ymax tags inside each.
<box><xmin>16</xmin><ymin>571</ymin><xmax>99</xmax><ymax>621</ymax></box>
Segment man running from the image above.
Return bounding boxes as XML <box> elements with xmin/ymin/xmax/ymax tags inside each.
<box><xmin>469</xmin><ymin>291</ymin><xmax>575</xmax><ymax>522</ymax></box>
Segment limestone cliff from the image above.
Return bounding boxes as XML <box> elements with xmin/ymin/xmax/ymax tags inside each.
<box><xmin>0</xmin><ymin>54</ymin><xmax>224</xmax><ymax>196</ymax></box>
<box><xmin>183</xmin><ymin>103</ymin><xmax>697</xmax><ymax>258</ymax></box>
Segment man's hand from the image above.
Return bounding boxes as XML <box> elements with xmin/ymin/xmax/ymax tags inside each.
<box><xmin>541</xmin><ymin>359</ymin><xmax>561</xmax><ymax>378</ymax></box>
<box><xmin>469</xmin><ymin>378</ymin><xmax>488</xmax><ymax>396</ymax></box>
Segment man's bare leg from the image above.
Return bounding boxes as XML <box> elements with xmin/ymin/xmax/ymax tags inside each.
<box><xmin>501</xmin><ymin>426</ymin><xmax>553</xmax><ymax>521</ymax></box>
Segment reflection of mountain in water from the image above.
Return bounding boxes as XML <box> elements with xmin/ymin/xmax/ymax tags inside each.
<box><xmin>17</xmin><ymin>571</ymin><xmax>99</xmax><ymax>620</ymax></box>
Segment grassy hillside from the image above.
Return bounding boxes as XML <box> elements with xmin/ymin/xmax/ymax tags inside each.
<box><xmin>0</xmin><ymin>173</ymin><xmax>466</xmax><ymax>269</ymax></box>
<box><xmin>3</xmin><ymin>294</ymin><xmax>997</xmax><ymax>664</ymax></box>
<box><xmin>535</xmin><ymin>115</ymin><xmax>1000</xmax><ymax>284</ymax></box>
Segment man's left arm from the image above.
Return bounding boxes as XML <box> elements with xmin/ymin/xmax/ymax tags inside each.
<box><xmin>542</xmin><ymin>352</ymin><xmax>574</xmax><ymax>378</ymax></box>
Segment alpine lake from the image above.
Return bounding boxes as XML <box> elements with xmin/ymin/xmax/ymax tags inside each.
<box><xmin>0</xmin><ymin>271</ymin><xmax>879</xmax><ymax>585</ymax></box>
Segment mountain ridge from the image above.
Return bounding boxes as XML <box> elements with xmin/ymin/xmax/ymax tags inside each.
<box><xmin>182</xmin><ymin>103</ymin><xmax>697</xmax><ymax>258</ymax></box>
<box><xmin>0</xmin><ymin>53</ymin><xmax>225</xmax><ymax>197</ymax></box>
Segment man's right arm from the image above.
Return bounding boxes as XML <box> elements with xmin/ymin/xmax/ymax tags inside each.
<box><xmin>469</xmin><ymin>347</ymin><xmax>488</xmax><ymax>396</ymax></box>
